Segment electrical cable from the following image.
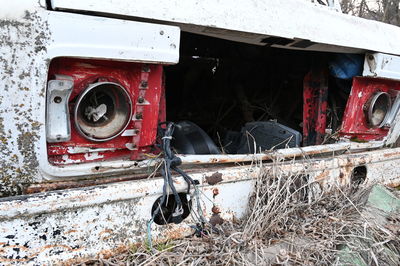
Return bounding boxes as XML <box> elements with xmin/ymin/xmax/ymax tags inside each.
<box><xmin>147</xmin><ymin>122</ymin><xmax>206</xmax><ymax>250</ymax></box>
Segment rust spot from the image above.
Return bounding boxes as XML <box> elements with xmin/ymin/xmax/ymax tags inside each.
<box><xmin>205</xmin><ymin>172</ymin><xmax>223</xmax><ymax>185</ymax></box>
<box><xmin>209</xmin><ymin>213</ymin><xmax>224</xmax><ymax>226</ymax></box>
<box><xmin>164</xmin><ymin>227</ymin><xmax>189</xmax><ymax>240</ymax></box>
<box><xmin>388</xmin><ymin>180</ymin><xmax>400</xmax><ymax>188</ymax></box>
<box><xmin>97</xmin><ymin>245</ymin><xmax>128</xmax><ymax>260</ymax></box>
<box><xmin>383</xmin><ymin>152</ymin><xmax>400</xmax><ymax>158</ymax></box>
<box><xmin>99</xmin><ymin>229</ymin><xmax>113</xmax><ymax>236</ymax></box>
<box><xmin>0</xmin><ymin>244</ymin><xmax>83</xmax><ymax>263</ymax></box>
<box><xmin>24</xmin><ymin>173</ymin><xmax>151</xmax><ymax>194</ymax></box>
<box><xmin>212</xmin><ymin>188</ymin><xmax>219</xmax><ymax>198</ymax></box>
<box><xmin>315</xmin><ymin>170</ymin><xmax>329</xmax><ymax>181</ymax></box>
<box><xmin>211</xmin><ymin>205</ymin><xmax>221</xmax><ymax>214</ymax></box>
<box><xmin>59</xmin><ymin>245</ymin><xmax>128</xmax><ymax>265</ymax></box>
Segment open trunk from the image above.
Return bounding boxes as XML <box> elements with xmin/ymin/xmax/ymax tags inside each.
<box><xmin>2</xmin><ymin>1</ymin><xmax>400</xmax><ymax>264</ymax></box>
<box><xmin>165</xmin><ymin>32</ymin><xmax>341</xmax><ymax>153</ymax></box>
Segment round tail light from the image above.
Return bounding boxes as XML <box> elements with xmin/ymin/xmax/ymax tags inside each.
<box><xmin>74</xmin><ymin>82</ymin><xmax>132</xmax><ymax>142</ymax></box>
<box><xmin>365</xmin><ymin>92</ymin><xmax>391</xmax><ymax>128</ymax></box>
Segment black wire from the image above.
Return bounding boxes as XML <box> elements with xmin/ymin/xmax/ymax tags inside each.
<box><xmin>162</xmin><ymin>123</ymin><xmax>183</xmax><ymax>211</ymax></box>
<box><xmin>153</xmin><ymin>122</ymin><xmax>198</xmax><ymax>223</ymax></box>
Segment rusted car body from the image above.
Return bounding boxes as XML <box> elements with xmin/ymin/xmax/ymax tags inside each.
<box><xmin>1</xmin><ymin>0</ymin><xmax>400</xmax><ymax>263</ymax></box>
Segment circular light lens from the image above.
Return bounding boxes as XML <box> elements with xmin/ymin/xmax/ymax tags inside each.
<box><xmin>366</xmin><ymin>92</ymin><xmax>391</xmax><ymax>128</ymax></box>
<box><xmin>74</xmin><ymin>82</ymin><xmax>132</xmax><ymax>142</ymax></box>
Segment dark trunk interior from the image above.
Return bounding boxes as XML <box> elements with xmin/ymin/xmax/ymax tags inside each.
<box><xmin>165</xmin><ymin>32</ymin><xmax>351</xmax><ymax>153</ymax></box>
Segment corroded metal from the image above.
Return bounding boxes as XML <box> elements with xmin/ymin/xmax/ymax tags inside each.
<box><xmin>0</xmin><ymin>2</ymin><xmax>180</xmax><ymax>196</ymax></box>
<box><xmin>2</xmin><ymin>2</ymin><xmax>400</xmax><ymax>265</ymax></box>
<box><xmin>1</xmin><ymin>147</ymin><xmax>400</xmax><ymax>263</ymax></box>
<box><xmin>0</xmin><ymin>2</ymin><xmax>50</xmax><ymax>197</ymax></box>
<box><xmin>303</xmin><ymin>70</ymin><xmax>328</xmax><ymax>145</ymax></box>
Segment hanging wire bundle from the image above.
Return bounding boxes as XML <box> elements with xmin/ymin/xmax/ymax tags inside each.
<box><xmin>147</xmin><ymin>122</ymin><xmax>207</xmax><ymax>250</ymax></box>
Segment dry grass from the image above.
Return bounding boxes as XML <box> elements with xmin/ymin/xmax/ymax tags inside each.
<box><xmin>79</xmin><ymin>164</ymin><xmax>400</xmax><ymax>266</ymax></box>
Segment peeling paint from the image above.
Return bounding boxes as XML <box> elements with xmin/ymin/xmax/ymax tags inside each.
<box><xmin>0</xmin><ymin>5</ymin><xmax>50</xmax><ymax>196</ymax></box>
<box><xmin>0</xmin><ymin>147</ymin><xmax>399</xmax><ymax>263</ymax></box>
<box><xmin>0</xmin><ymin>1</ymin><xmax>182</xmax><ymax>193</ymax></box>
<box><xmin>61</xmin><ymin>155</ymin><xmax>83</xmax><ymax>165</ymax></box>
<box><xmin>83</xmin><ymin>152</ymin><xmax>105</xmax><ymax>161</ymax></box>
<box><xmin>67</xmin><ymin>146</ymin><xmax>117</xmax><ymax>154</ymax></box>
<box><xmin>1</xmin><ymin>3</ymin><xmax>400</xmax><ymax>264</ymax></box>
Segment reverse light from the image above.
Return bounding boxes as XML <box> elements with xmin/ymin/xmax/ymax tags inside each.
<box><xmin>340</xmin><ymin>77</ymin><xmax>400</xmax><ymax>140</ymax></box>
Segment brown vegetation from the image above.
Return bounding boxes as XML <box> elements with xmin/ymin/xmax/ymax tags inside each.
<box><xmin>78</xmin><ymin>165</ymin><xmax>400</xmax><ymax>265</ymax></box>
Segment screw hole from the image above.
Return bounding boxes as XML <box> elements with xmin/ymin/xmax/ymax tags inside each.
<box><xmin>54</xmin><ymin>96</ymin><xmax>62</xmax><ymax>103</ymax></box>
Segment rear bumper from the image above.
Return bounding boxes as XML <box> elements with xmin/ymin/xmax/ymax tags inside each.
<box><xmin>0</xmin><ymin>146</ymin><xmax>399</xmax><ymax>264</ymax></box>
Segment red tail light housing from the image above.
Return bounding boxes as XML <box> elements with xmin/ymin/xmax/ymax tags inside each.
<box><xmin>340</xmin><ymin>77</ymin><xmax>400</xmax><ymax>141</ymax></box>
<box><xmin>47</xmin><ymin>58</ymin><xmax>165</xmax><ymax>165</ymax></box>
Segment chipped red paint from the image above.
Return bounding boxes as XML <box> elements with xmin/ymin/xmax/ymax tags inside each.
<box><xmin>47</xmin><ymin>58</ymin><xmax>165</xmax><ymax>165</ymax></box>
<box><xmin>303</xmin><ymin>70</ymin><xmax>328</xmax><ymax>146</ymax></box>
<box><xmin>340</xmin><ymin>77</ymin><xmax>400</xmax><ymax>140</ymax></box>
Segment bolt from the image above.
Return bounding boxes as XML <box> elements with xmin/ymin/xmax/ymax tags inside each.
<box><xmin>142</xmin><ymin>65</ymin><xmax>150</xmax><ymax>72</ymax></box>
<box><xmin>159</xmin><ymin>30</ymin><xmax>164</xmax><ymax>35</ymax></box>
<box><xmin>140</xmin><ymin>81</ymin><xmax>148</xmax><ymax>88</ymax></box>
<box><xmin>138</xmin><ymin>97</ymin><xmax>145</xmax><ymax>104</ymax></box>
<box><xmin>368</xmin><ymin>54</ymin><xmax>374</xmax><ymax>61</ymax></box>
<box><xmin>53</xmin><ymin>96</ymin><xmax>62</xmax><ymax>103</ymax></box>
<box><xmin>135</xmin><ymin>113</ymin><xmax>143</xmax><ymax>120</ymax></box>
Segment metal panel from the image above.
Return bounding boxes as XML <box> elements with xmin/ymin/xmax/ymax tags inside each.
<box><xmin>46</xmin><ymin>77</ymin><xmax>74</xmax><ymax>142</ymax></box>
<box><xmin>0</xmin><ymin>4</ymin><xmax>180</xmax><ymax>194</ymax></box>
<box><xmin>46</xmin><ymin>59</ymin><xmax>165</xmax><ymax>165</ymax></box>
<box><xmin>303</xmin><ymin>70</ymin><xmax>328</xmax><ymax>146</ymax></box>
<box><xmin>46</xmin><ymin>11</ymin><xmax>180</xmax><ymax>64</ymax></box>
<box><xmin>51</xmin><ymin>0</ymin><xmax>400</xmax><ymax>54</ymax></box>
<box><xmin>340</xmin><ymin>77</ymin><xmax>400</xmax><ymax>141</ymax></box>
<box><xmin>40</xmin><ymin>141</ymin><xmax>385</xmax><ymax>179</ymax></box>
<box><xmin>1</xmin><ymin>147</ymin><xmax>400</xmax><ymax>264</ymax></box>
<box><xmin>363</xmin><ymin>53</ymin><xmax>400</xmax><ymax>80</ymax></box>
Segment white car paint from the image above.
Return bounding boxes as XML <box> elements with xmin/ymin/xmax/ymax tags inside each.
<box><xmin>1</xmin><ymin>0</ymin><xmax>400</xmax><ymax>264</ymax></box>
<box><xmin>51</xmin><ymin>0</ymin><xmax>400</xmax><ymax>54</ymax></box>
